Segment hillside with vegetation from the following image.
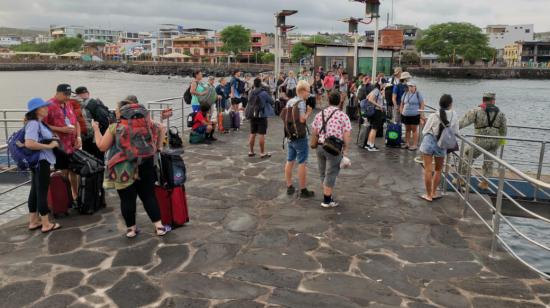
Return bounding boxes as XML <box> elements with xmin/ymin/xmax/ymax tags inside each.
<box><xmin>0</xmin><ymin>27</ymin><xmax>47</xmax><ymax>37</ymax></box>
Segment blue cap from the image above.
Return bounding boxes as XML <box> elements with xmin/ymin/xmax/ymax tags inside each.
<box><xmin>27</xmin><ymin>98</ymin><xmax>50</xmax><ymax>112</ymax></box>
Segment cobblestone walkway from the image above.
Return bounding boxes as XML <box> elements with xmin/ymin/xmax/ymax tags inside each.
<box><xmin>0</xmin><ymin>118</ymin><xmax>549</xmax><ymax>308</ymax></box>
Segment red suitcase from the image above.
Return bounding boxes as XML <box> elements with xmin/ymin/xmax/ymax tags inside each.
<box><xmin>155</xmin><ymin>185</ymin><xmax>189</xmax><ymax>227</ymax></box>
<box><xmin>47</xmin><ymin>171</ymin><xmax>72</xmax><ymax>216</ymax></box>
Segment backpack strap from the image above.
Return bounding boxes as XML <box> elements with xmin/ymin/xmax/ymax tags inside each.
<box><xmin>486</xmin><ymin>108</ymin><xmax>499</xmax><ymax>128</ymax></box>
<box><xmin>320</xmin><ymin>109</ymin><xmax>338</xmax><ymax>135</ymax></box>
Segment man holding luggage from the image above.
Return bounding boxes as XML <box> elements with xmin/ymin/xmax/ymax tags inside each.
<box><xmin>247</xmin><ymin>78</ymin><xmax>274</xmax><ymax>158</ymax></box>
<box><xmin>45</xmin><ymin>84</ymin><xmax>81</xmax><ymax>200</ymax></box>
<box><xmin>75</xmin><ymin>86</ymin><xmax>112</xmax><ymax>161</ymax></box>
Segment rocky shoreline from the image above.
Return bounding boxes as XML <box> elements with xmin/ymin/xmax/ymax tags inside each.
<box><xmin>407</xmin><ymin>66</ymin><xmax>550</xmax><ymax>79</ymax></box>
<box><xmin>0</xmin><ymin>62</ymin><xmax>274</xmax><ymax>77</ymax></box>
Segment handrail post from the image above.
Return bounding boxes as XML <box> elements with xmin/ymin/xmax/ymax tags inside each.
<box><xmin>534</xmin><ymin>142</ymin><xmax>545</xmax><ymax>202</ymax></box>
<box><xmin>3</xmin><ymin>111</ymin><xmax>7</xmax><ymax>144</ymax></box>
<box><xmin>490</xmin><ymin>165</ymin><xmax>506</xmax><ymax>258</ymax></box>
<box><xmin>462</xmin><ymin>144</ymin><xmax>474</xmax><ymax>218</ymax></box>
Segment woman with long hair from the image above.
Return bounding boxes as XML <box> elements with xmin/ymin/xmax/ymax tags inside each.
<box><xmin>419</xmin><ymin>94</ymin><xmax>459</xmax><ymax>202</ymax></box>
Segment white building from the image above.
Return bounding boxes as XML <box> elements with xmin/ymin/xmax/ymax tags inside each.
<box><xmin>0</xmin><ymin>35</ymin><xmax>21</xmax><ymax>47</ymax></box>
<box><xmin>485</xmin><ymin>24</ymin><xmax>534</xmax><ymax>50</ymax></box>
<box><xmin>50</xmin><ymin>25</ymin><xmax>121</xmax><ymax>43</ymax></box>
<box><xmin>154</xmin><ymin>24</ymin><xmax>182</xmax><ymax>57</ymax></box>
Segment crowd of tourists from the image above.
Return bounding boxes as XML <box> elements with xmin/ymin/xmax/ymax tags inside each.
<box><xmin>14</xmin><ymin>64</ymin><xmax>507</xmax><ymax>237</ymax></box>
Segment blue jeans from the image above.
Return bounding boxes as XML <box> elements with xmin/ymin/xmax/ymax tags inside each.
<box><xmin>287</xmin><ymin>137</ymin><xmax>309</xmax><ymax>164</ymax></box>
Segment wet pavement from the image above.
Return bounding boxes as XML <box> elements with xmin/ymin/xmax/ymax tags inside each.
<box><xmin>0</xmin><ymin>117</ymin><xmax>549</xmax><ymax>308</ymax></box>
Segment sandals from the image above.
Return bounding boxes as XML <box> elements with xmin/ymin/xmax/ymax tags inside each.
<box><xmin>156</xmin><ymin>227</ymin><xmax>168</xmax><ymax>237</ymax></box>
<box><xmin>260</xmin><ymin>153</ymin><xmax>272</xmax><ymax>159</ymax></box>
<box><xmin>409</xmin><ymin>146</ymin><xmax>418</xmax><ymax>151</ymax></box>
<box><xmin>432</xmin><ymin>195</ymin><xmax>443</xmax><ymax>200</ymax></box>
<box><xmin>248</xmin><ymin>153</ymin><xmax>256</xmax><ymax>157</ymax></box>
<box><xmin>42</xmin><ymin>223</ymin><xmax>61</xmax><ymax>234</ymax></box>
<box><xmin>28</xmin><ymin>224</ymin><xmax>42</xmax><ymax>231</ymax></box>
<box><xmin>126</xmin><ymin>227</ymin><xmax>140</xmax><ymax>238</ymax></box>
<box><xmin>419</xmin><ymin>194</ymin><xmax>433</xmax><ymax>202</ymax></box>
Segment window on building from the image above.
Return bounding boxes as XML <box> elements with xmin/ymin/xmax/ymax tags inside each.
<box><xmin>526</xmin><ymin>29</ymin><xmax>530</xmax><ymax>33</ymax></box>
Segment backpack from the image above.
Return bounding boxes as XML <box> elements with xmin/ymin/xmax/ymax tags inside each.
<box><xmin>81</xmin><ymin>104</ymin><xmax>94</xmax><ymax>141</ymax></box>
<box><xmin>274</xmin><ymin>99</ymin><xmax>286</xmax><ymax>116</ymax></box>
<box><xmin>385</xmin><ymin>122</ymin><xmax>402</xmax><ymax>147</ymax></box>
<box><xmin>184</xmin><ymin>86</ymin><xmax>192</xmax><ymax>105</ymax></box>
<box><xmin>280</xmin><ymin>100</ymin><xmax>307</xmax><ymax>141</ymax></box>
<box><xmin>168</xmin><ymin>127</ymin><xmax>184</xmax><ymax>149</ymax></box>
<box><xmin>245</xmin><ymin>89</ymin><xmax>263</xmax><ymax>119</ymax></box>
<box><xmin>85</xmin><ymin>98</ymin><xmax>114</xmax><ymax>133</ymax></box>
<box><xmin>187</xmin><ymin>112</ymin><xmax>197</xmax><ymax>128</ymax></box>
<box><xmin>437</xmin><ymin>114</ymin><xmax>457</xmax><ymax>149</ymax></box>
<box><xmin>8</xmin><ymin>124</ymin><xmax>42</xmax><ymax>170</ymax></box>
<box><xmin>237</xmin><ymin>79</ymin><xmax>246</xmax><ymax>95</ymax></box>
<box><xmin>224</xmin><ymin>81</ymin><xmax>232</xmax><ymax>97</ymax></box>
<box><xmin>107</xmin><ymin>103</ymin><xmax>158</xmax><ymax>169</ymax></box>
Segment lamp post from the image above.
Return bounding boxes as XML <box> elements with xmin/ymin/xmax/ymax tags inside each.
<box><xmin>275</xmin><ymin>10</ymin><xmax>297</xmax><ymax>80</ymax></box>
<box><xmin>342</xmin><ymin>18</ymin><xmax>362</xmax><ymax>76</ymax></box>
<box><xmin>352</xmin><ymin>1</ymin><xmax>381</xmax><ymax>77</ymax></box>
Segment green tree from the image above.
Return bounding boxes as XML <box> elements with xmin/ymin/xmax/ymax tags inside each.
<box><xmin>305</xmin><ymin>35</ymin><xmax>331</xmax><ymax>44</ymax></box>
<box><xmin>11</xmin><ymin>42</ymin><xmax>50</xmax><ymax>53</ymax></box>
<box><xmin>220</xmin><ymin>25</ymin><xmax>251</xmax><ymax>55</ymax></box>
<box><xmin>49</xmin><ymin>37</ymin><xmax>84</xmax><ymax>54</ymax></box>
<box><xmin>401</xmin><ymin>51</ymin><xmax>420</xmax><ymax>65</ymax></box>
<box><xmin>260</xmin><ymin>52</ymin><xmax>275</xmax><ymax>63</ymax></box>
<box><xmin>291</xmin><ymin>42</ymin><xmax>312</xmax><ymax>63</ymax></box>
<box><xmin>416</xmin><ymin>22</ymin><xmax>492</xmax><ymax>64</ymax></box>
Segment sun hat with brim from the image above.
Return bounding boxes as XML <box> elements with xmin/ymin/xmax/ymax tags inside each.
<box><xmin>27</xmin><ymin>98</ymin><xmax>50</xmax><ymax>112</ymax></box>
<box><xmin>400</xmin><ymin>72</ymin><xmax>412</xmax><ymax>80</ymax></box>
<box><xmin>407</xmin><ymin>81</ymin><xmax>417</xmax><ymax>87</ymax></box>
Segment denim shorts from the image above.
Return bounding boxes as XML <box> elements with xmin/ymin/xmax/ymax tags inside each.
<box><xmin>194</xmin><ymin>125</ymin><xmax>207</xmax><ymax>135</ymax></box>
<box><xmin>287</xmin><ymin>137</ymin><xmax>309</xmax><ymax>164</ymax></box>
<box><xmin>420</xmin><ymin>134</ymin><xmax>446</xmax><ymax>158</ymax></box>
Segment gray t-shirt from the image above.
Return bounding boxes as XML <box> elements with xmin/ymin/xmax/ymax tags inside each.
<box><xmin>286</xmin><ymin>97</ymin><xmax>306</xmax><ymax>116</ymax></box>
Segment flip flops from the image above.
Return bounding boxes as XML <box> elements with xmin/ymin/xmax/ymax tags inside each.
<box><xmin>260</xmin><ymin>153</ymin><xmax>272</xmax><ymax>159</ymax></box>
<box><xmin>41</xmin><ymin>223</ymin><xmax>61</xmax><ymax>234</ymax></box>
<box><xmin>419</xmin><ymin>194</ymin><xmax>433</xmax><ymax>202</ymax></box>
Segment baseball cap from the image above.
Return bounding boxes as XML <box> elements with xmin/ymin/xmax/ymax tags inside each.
<box><xmin>124</xmin><ymin>95</ymin><xmax>139</xmax><ymax>104</ymax></box>
<box><xmin>483</xmin><ymin>93</ymin><xmax>496</xmax><ymax>100</ymax></box>
<box><xmin>27</xmin><ymin>98</ymin><xmax>50</xmax><ymax>112</ymax></box>
<box><xmin>75</xmin><ymin>86</ymin><xmax>88</xmax><ymax>95</ymax></box>
<box><xmin>56</xmin><ymin>84</ymin><xmax>73</xmax><ymax>95</ymax></box>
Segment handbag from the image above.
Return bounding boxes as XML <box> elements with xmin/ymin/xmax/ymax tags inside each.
<box><xmin>323</xmin><ymin>136</ymin><xmax>344</xmax><ymax>156</ymax></box>
<box><xmin>311</xmin><ymin>109</ymin><xmax>337</xmax><ymax>149</ymax></box>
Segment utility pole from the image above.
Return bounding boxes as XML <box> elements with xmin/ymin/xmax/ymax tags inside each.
<box><xmin>353</xmin><ymin>1</ymin><xmax>381</xmax><ymax>78</ymax></box>
<box><xmin>274</xmin><ymin>10</ymin><xmax>297</xmax><ymax>89</ymax></box>
<box><xmin>342</xmin><ymin>18</ymin><xmax>362</xmax><ymax>76</ymax></box>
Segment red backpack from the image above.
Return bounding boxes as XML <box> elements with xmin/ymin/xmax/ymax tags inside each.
<box><xmin>107</xmin><ymin>104</ymin><xmax>159</xmax><ymax>169</ymax></box>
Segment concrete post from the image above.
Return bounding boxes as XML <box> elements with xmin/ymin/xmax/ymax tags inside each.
<box><xmin>353</xmin><ymin>32</ymin><xmax>359</xmax><ymax>76</ymax></box>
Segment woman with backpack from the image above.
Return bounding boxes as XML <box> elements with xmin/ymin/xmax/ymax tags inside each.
<box><xmin>23</xmin><ymin>98</ymin><xmax>62</xmax><ymax>233</ymax></box>
<box><xmin>400</xmin><ymin>81</ymin><xmax>426</xmax><ymax>151</ymax></box>
<box><xmin>93</xmin><ymin>98</ymin><xmax>167</xmax><ymax>238</ymax></box>
<box><xmin>280</xmin><ymin>70</ymin><xmax>298</xmax><ymax>98</ymax></box>
<box><xmin>419</xmin><ymin>94</ymin><xmax>459</xmax><ymax>202</ymax></box>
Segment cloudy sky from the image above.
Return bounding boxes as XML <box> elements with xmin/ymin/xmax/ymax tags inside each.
<box><xmin>1</xmin><ymin>0</ymin><xmax>549</xmax><ymax>33</ymax></box>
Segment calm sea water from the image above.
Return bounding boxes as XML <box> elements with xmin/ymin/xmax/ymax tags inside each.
<box><xmin>0</xmin><ymin>70</ymin><xmax>548</xmax><ymax>272</ymax></box>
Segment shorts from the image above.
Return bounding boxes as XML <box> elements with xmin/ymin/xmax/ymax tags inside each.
<box><xmin>194</xmin><ymin>125</ymin><xmax>207</xmax><ymax>135</ymax></box>
<box><xmin>402</xmin><ymin>115</ymin><xmax>420</xmax><ymax>125</ymax></box>
<box><xmin>231</xmin><ymin>97</ymin><xmax>242</xmax><ymax>105</ymax></box>
<box><xmin>250</xmin><ymin>117</ymin><xmax>268</xmax><ymax>135</ymax></box>
<box><xmin>367</xmin><ymin>109</ymin><xmax>384</xmax><ymax>128</ymax></box>
<box><xmin>287</xmin><ymin>137</ymin><xmax>309</xmax><ymax>164</ymax></box>
<box><xmin>420</xmin><ymin>134</ymin><xmax>446</xmax><ymax>158</ymax></box>
<box><xmin>54</xmin><ymin>148</ymin><xmax>71</xmax><ymax>170</ymax></box>
<box><xmin>191</xmin><ymin>105</ymin><xmax>200</xmax><ymax>112</ymax></box>
<box><xmin>286</xmin><ymin>88</ymin><xmax>296</xmax><ymax>98</ymax></box>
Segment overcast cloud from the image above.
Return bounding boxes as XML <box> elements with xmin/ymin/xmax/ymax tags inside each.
<box><xmin>1</xmin><ymin>0</ymin><xmax>549</xmax><ymax>34</ymax></box>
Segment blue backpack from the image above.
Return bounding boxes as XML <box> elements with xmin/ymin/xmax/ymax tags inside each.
<box><xmin>7</xmin><ymin>124</ymin><xmax>42</xmax><ymax>170</ymax></box>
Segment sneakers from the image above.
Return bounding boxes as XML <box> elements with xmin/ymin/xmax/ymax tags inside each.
<box><xmin>364</xmin><ymin>145</ymin><xmax>380</xmax><ymax>152</ymax></box>
<box><xmin>299</xmin><ymin>188</ymin><xmax>315</xmax><ymax>198</ymax></box>
<box><xmin>287</xmin><ymin>185</ymin><xmax>296</xmax><ymax>195</ymax></box>
<box><xmin>321</xmin><ymin>201</ymin><xmax>339</xmax><ymax>208</ymax></box>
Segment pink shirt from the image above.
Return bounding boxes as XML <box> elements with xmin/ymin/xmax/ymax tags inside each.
<box><xmin>312</xmin><ymin>106</ymin><xmax>352</xmax><ymax>143</ymax></box>
<box><xmin>323</xmin><ymin>76</ymin><xmax>335</xmax><ymax>90</ymax></box>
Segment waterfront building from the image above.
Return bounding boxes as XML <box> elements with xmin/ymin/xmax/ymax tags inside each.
<box><xmin>103</xmin><ymin>43</ymin><xmax>122</xmax><ymax>60</ymax></box>
<box><xmin>0</xmin><ymin>35</ymin><xmax>21</xmax><ymax>47</ymax></box>
<box><xmin>504</xmin><ymin>43</ymin><xmax>522</xmax><ymax>67</ymax></box>
<box><xmin>520</xmin><ymin>41</ymin><xmax>550</xmax><ymax>67</ymax></box>
<box><xmin>485</xmin><ymin>24</ymin><xmax>534</xmax><ymax>50</ymax></box>
<box><xmin>83</xmin><ymin>41</ymin><xmax>107</xmax><ymax>58</ymax></box>
<box><xmin>50</xmin><ymin>25</ymin><xmax>122</xmax><ymax>43</ymax></box>
<box><xmin>305</xmin><ymin>42</ymin><xmax>395</xmax><ymax>75</ymax></box>
<box><xmin>154</xmin><ymin>24</ymin><xmax>182</xmax><ymax>58</ymax></box>
<box><xmin>34</xmin><ymin>35</ymin><xmax>53</xmax><ymax>44</ymax></box>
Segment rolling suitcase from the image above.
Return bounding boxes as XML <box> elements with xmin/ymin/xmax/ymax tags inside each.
<box><xmin>77</xmin><ymin>172</ymin><xmax>104</xmax><ymax>215</ymax></box>
<box><xmin>357</xmin><ymin>123</ymin><xmax>369</xmax><ymax>148</ymax></box>
<box><xmin>385</xmin><ymin>122</ymin><xmax>402</xmax><ymax>147</ymax></box>
<box><xmin>47</xmin><ymin>171</ymin><xmax>72</xmax><ymax>216</ymax></box>
<box><xmin>155</xmin><ymin>161</ymin><xmax>189</xmax><ymax>227</ymax></box>
<box><xmin>222</xmin><ymin>111</ymin><xmax>232</xmax><ymax>131</ymax></box>
<box><xmin>231</xmin><ymin>111</ymin><xmax>241</xmax><ymax>129</ymax></box>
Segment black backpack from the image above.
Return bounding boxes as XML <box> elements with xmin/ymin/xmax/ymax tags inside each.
<box><xmin>86</xmin><ymin>99</ymin><xmax>114</xmax><ymax>133</ymax></box>
<box><xmin>245</xmin><ymin>89</ymin><xmax>263</xmax><ymax>119</ymax></box>
<box><xmin>186</xmin><ymin>112</ymin><xmax>197</xmax><ymax>128</ymax></box>
<box><xmin>159</xmin><ymin>152</ymin><xmax>187</xmax><ymax>188</ymax></box>
<box><xmin>237</xmin><ymin>79</ymin><xmax>246</xmax><ymax>94</ymax></box>
<box><xmin>168</xmin><ymin>127</ymin><xmax>184</xmax><ymax>149</ymax></box>
<box><xmin>184</xmin><ymin>87</ymin><xmax>192</xmax><ymax>105</ymax></box>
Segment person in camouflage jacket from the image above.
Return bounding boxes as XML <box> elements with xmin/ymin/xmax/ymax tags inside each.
<box><xmin>458</xmin><ymin>93</ymin><xmax>507</xmax><ymax>190</ymax></box>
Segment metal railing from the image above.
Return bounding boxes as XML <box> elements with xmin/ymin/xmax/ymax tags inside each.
<box><xmin>0</xmin><ymin>95</ymin><xmax>190</xmax><ymax>219</ymax></box>
<box><xmin>421</xmin><ymin>105</ymin><xmax>550</xmax><ymax>277</ymax></box>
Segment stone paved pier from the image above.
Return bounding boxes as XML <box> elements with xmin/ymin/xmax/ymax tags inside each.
<box><xmin>0</xmin><ymin>117</ymin><xmax>549</xmax><ymax>308</ymax></box>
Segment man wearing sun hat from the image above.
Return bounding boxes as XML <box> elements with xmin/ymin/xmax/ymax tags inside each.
<box><xmin>459</xmin><ymin>92</ymin><xmax>507</xmax><ymax>190</ymax></box>
<box><xmin>44</xmin><ymin>84</ymin><xmax>81</xmax><ymax>200</ymax></box>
